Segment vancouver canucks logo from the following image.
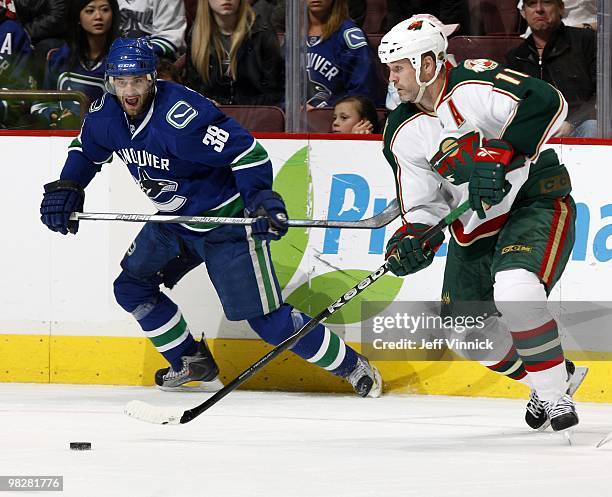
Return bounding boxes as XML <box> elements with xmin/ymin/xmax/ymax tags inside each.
<box><xmin>135</xmin><ymin>169</ymin><xmax>186</xmax><ymax>212</ymax></box>
<box><xmin>137</xmin><ymin>168</ymin><xmax>178</xmax><ymax>199</ymax></box>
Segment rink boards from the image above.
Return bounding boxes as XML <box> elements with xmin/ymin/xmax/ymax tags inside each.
<box><xmin>1</xmin><ymin>132</ymin><xmax>611</xmax><ymax>401</ymax></box>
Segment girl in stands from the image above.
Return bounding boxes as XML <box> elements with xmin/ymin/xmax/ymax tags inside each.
<box><xmin>331</xmin><ymin>95</ymin><xmax>380</xmax><ymax>134</ymax></box>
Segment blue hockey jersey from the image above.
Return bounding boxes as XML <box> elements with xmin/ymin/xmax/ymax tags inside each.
<box><xmin>306</xmin><ymin>19</ymin><xmax>382</xmax><ymax>108</ymax></box>
<box><xmin>0</xmin><ymin>17</ymin><xmax>35</xmax><ymax>124</ymax></box>
<box><xmin>62</xmin><ymin>80</ymin><xmax>273</xmax><ymax>234</ymax></box>
<box><xmin>31</xmin><ymin>44</ymin><xmax>106</xmax><ymax>120</ymax></box>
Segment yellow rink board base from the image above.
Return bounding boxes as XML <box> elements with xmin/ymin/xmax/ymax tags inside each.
<box><xmin>1</xmin><ymin>334</ymin><xmax>611</xmax><ymax>403</ymax></box>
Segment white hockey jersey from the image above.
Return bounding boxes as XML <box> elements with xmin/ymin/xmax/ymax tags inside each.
<box><xmin>118</xmin><ymin>0</ymin><xmax>186</xmax><ymax>58</ymax></box>
<box><xmin>382</xmin><ymin>59</ymin><xmax>568</xmax><ymax>246</ymax></box>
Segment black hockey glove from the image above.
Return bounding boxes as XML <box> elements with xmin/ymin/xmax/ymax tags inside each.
<box><xmin>247</xmin><ymin>190</ymin><xmax>289</xmax><ymax>241</ymax></box>
<box><xmin>40</xmin><ymin>180</ymin><xmax>85</xmax><ymax>235</ymax></box>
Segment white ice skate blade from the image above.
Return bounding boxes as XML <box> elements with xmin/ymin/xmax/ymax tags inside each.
<box><xmin>157</xmin><ymin>377</ymin><xmax>224</xmax><ymax>393</ymax></box>
<box><xmin>563</xmin><ymin>429</ymin><xmax>574</xmax><ymax>446</ymax></box>
<box><xmin>567</xmin><ymin>366</ymin><xmax>588</xmax><ymax>396</ymax></box>
<box><xmin>596</xmin><ymin>432</ymin><xmax>612</xmax><ymax>448</ymax></box>
<box><xmin>368</xmin><ymin>366</ymin><xmax>383</xmax><ymax>398</ymax></box>
<box><xmin>124</xmin><ymin>400</ymin><xmax>183</xmax><ymax>425</ymax></box>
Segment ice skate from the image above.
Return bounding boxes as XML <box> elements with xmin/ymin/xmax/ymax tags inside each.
<box><xmin>525</xmin><ymin>360</ymin><xmax>587</xmax><ymax>430</ymax></box>
<box><xmin>155</xmin><ymin>337</ymin><xmax>223</xmax><ymax>392</ymax></box>
<box><xmin>544</xmin><ymin>394</ymin><xmax>579</xmax><ymax>432</ymax></box>
<box><xmin>346</xmin><ymin>356</ymin><xmax>383</xmax><ymax>398</ymax></box>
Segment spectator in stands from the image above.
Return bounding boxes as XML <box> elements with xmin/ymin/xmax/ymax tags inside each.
<box><xmin>0</xmin><ymin>0</ymin><xmax>38</xmax><ymax>129</ymax></box>
<box><xmin>12</xmin><ymin>0</ymin><xmax>70</xmax><ymax>81</ymax></box>
<box><xmin>31</xmin><ymin>0</ymin><xmax>120</xmax><ymax>129</ymax></box>
<box><xmin>118</xmin><ymin>0</ymin><xmax>185</xmax><ymax>59</ymax></box>
<box><xmin>506</xmin><ymin>0</ymin><xmax>596</xmax><ymax>137</ymax></box>
<box><xmin>383</xmin><ymin>0</ymin><xmax>469</xmax><ymax>34</ymax></box>
<box><xmin>270</xmin><ymin>0</ymin><xmax>367</xmax><ymax>31</ymax></box>
<box><xmin>332</xmin><ymin>95</ymin><xmax>380</xmax><ymax>134</ymax></box>
<box><xmin>518</xmin><ymin>0</ymin><xmax>597</xmax><ymax>35</ymax></box>
<box><xmin>306</xmin><ymin>0</ymin><xmax>383</xmax><ymax>109</ymax></box>
<box><xmin>184</xmin><ymin>0</ymin><xmax>284</xmax><ymax>105</ymax></box>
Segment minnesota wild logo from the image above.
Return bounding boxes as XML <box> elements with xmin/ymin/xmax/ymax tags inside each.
<box><xmin>407</xmin><ymin>20</ymin><xmax>424</xmax><ymax>30</ymax></box>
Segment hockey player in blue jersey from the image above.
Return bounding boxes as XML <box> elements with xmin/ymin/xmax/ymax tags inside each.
<box><xmin>39</xmin><ymin>37</ymin><xmax>382</xmax><ymax>398</ymax></box>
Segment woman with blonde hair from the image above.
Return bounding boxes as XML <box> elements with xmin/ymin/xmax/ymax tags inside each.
<box><xmin>184</xmin><ymin>0</ymin><xmax>284</xmax><ymax>105</ymax></box>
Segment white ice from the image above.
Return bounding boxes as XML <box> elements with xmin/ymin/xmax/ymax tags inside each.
<box><xmin>2</xmin><ymin>384</ymin><xmax>612</xmax><ymax>497</ymax></box>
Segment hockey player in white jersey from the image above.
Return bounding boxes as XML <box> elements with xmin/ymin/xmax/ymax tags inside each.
<box><xmin>378</xmin><ymin>15</ymin><xmax>586</xmax><ymax>431</ymax></box>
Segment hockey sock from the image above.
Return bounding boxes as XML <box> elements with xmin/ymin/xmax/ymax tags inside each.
<box><xmin>248</xmin><ymin>304</ymin><xmax>358</xmax><ymax>377</ymax></box>
<box><xmin>495</xmin><ymin>269</ymin><xmax>566</xmax><ymax>401</ymax></box>
<box><xmin>132</xmin><ymin>293</ymin><xmax>197</xmax><ymax>371</ymax></box>
<box><xmin>481</xmin><ymin>345</ymin><xmax>527</xmax><ymax>381</ymax></box>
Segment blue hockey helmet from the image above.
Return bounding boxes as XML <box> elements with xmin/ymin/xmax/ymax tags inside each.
<box><xmin>106</xmin><ymin>37</ymin><xmax>157</xmax><ymax>78</ymax></box>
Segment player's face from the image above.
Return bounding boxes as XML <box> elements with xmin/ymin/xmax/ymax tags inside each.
<box><xmin>332</xmin><ymin>102</ymin><xmax>362</xmax><ymax>133</ymax></box>
<box><xmin>80</xmin><ymin>0</ymin><xmax>113</xmax><ymax>36</ymax></box>
<box><xmin>208</xmin><ymin>0</ymin><xmax>240</xmax><ymax>16</ymax></box>
<box><xmin>522</xmin><ymin>0</ymin><xmax>564</xmax><ymax>32</ymax></box>
<box><xmin>307</xmin><ymin>0</ymin><xmax>333</xmax><ymax>16</ymax></box>
<box><xmin>114</xmin><ymin>76</ymin><xmax>154</xmax><ymax>117</ymax></box>
<box><xmin>387</xmin><ymin>59</ymin><xmax>420</xmax><ymax>103</ymax></box>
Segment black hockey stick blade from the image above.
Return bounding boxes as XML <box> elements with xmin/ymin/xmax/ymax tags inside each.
<box><xmin>124</xmin><ymin>201</ymin><xmax>470</xmax><ymax>425</ymax></box>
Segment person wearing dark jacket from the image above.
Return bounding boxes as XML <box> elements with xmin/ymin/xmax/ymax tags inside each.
<box><xmin>184</xmin><ymin>0</ymin><xmax>284</xmax><ymax>106</ymax></box>
<box><xmin>506</xmin><ymin>0</ymin><xmax>596</xmax><ymax>137</ymax></box>
<box><xmin>13</xmin><ymin>0</ymin><xmax>68</xmax><ymax>45</ymax></box>
<box><xmin>13</xmin><ymin>0</ymin><xmax>69</xmax><ymax>81</ymax></box>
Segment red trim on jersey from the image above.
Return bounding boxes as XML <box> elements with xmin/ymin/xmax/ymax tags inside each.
<box><xmin>510</xmin><ymin>319</ymin><xmax>556</xmax><ymax>339</ymax></box>
<box><xmin>450</xmin><ymin>212</ymin><xmax>510</xmax><ymax>245</ymax></box>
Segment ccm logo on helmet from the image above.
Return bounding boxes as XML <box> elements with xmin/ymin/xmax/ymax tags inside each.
<box><xmin>118</xmin><ymin>63</ymin><xmax>137</xmax><ymax>68</ymax></box>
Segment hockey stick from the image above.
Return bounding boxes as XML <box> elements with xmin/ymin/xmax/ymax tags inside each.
<box><xmin>124</xmin><ymin>200</ymin><xmax>471</xmax><ymax>425</ymax></box>
<box><xmin>70</xmin><ymin>199</ymin><xmax>400</xmax><ymax>229</ymax></box>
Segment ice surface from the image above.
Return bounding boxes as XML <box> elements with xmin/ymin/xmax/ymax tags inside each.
<box><xmin>1</xmin><ymin>384</ymin><xmax>612</xmax><ymax>497</ymax></box>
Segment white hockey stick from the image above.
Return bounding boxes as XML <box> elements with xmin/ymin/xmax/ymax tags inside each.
<box><xmin>70</xmin><ymin>199</ymin><xmax>400</xmax><ymax>229</ymax></box>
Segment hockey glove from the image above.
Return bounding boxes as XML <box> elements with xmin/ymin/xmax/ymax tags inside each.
<box><xmin>385</xmin><ymin>223</ymin><xmax>444</xmax><ymax>277</ymax></box>
<box><xmin>248</xmin><ymin>190</ymin><xmax>289</xmax><ymax>241</ymax></box>
<box><xmin>467</xmin><ymin>139</ymin><xmax>520</xmax><ymax>219</ymax></box>
<box><xmin>40</xmin><ymin>180</ymin><xmax>85</xmax><ymax>235</ymax></box>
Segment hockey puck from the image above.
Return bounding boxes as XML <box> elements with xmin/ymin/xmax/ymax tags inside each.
<box><xmin>69</xmin><ymin>442</ymin><xmax>92</xmax><ymax>451</ymax></box>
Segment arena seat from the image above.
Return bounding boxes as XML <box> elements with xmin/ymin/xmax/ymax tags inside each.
<box><xmin>219</xmin><ymin>105</ymin><xmax>286</xmax><ymax>132</ymax></box>
<box><xmin>362</xmin><ymin>0</ymin><xmax>387</xmax><ymax>34</ymax></box>
<box><xmin>468</xmin><ymin>0</ymin><xmax>523</xmax><ymax>35</ymax></box>
<box><xmin>448</xmin><ymin>36</ymin><xmax>524</xmax><ymax>64</ymax></box>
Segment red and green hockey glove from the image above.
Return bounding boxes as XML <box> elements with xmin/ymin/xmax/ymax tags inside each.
<box><xmin>385</xmin><ymin>223</ymin><xmax>445</xmax><ymax>277</ymax></box>
<box><xmin>468</xmin><ymin>139</ymin><xmax>522</xmax><ymax>219</ymax></box>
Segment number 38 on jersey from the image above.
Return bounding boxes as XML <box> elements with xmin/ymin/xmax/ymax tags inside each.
<box><xmin>203</xmin><ymin>125</ymin><xmax>230</xmax><ymax>152</ymax></box>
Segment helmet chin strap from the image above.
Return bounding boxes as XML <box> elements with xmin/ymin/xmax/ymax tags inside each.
<box><xmin>412</xmin><ymin>60</ymin><xmax>444</xmax><ymax>105</ymax></box>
